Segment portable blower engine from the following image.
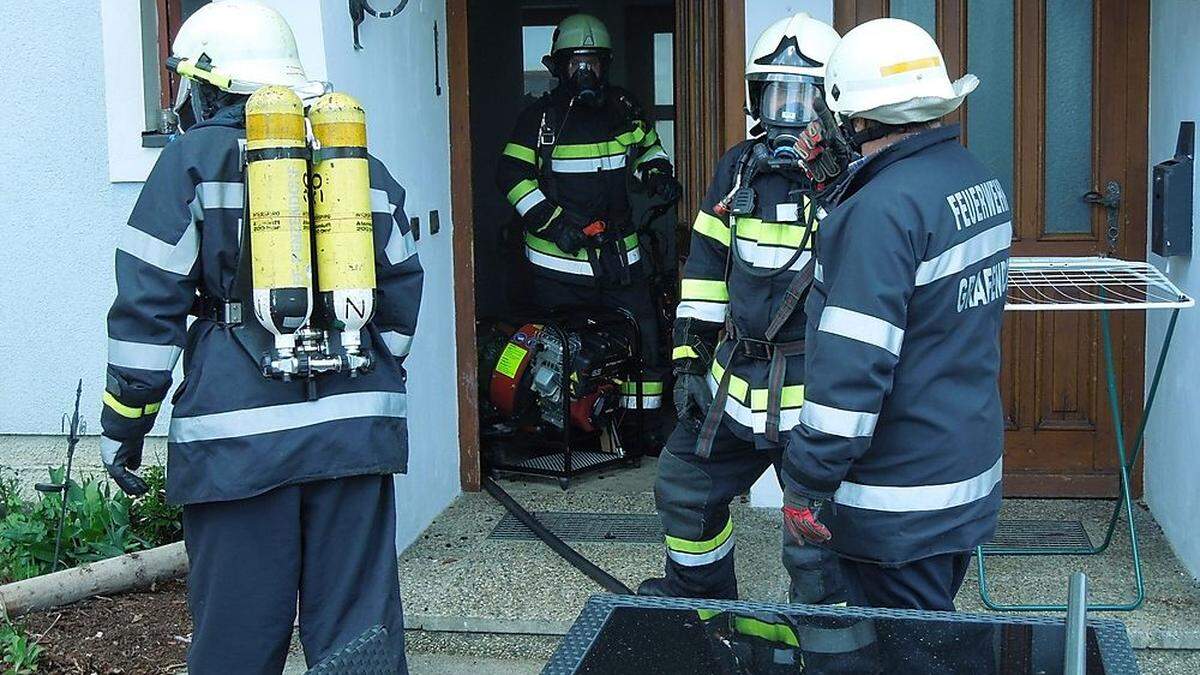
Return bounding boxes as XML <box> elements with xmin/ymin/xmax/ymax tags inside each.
<box><xmin>481</xmin><ymin>312</ymin><xmax>639</xmax><ymax>434</ymax></box>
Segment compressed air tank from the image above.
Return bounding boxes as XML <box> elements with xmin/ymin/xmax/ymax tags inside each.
<box><xmin>308</xmin><ymin>92</ymin><xmax>377</xmax><ymax>354</ymax></box>
<box><xmin>245</xmin><ymin>86</ymin><xmax>313</xmax><ymax>353</ymax></box>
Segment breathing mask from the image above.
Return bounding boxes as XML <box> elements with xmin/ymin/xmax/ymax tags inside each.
<box><xmin>759</xmin><ymin>79</ymin><xmax>822</xmax><ymax>164</ymax></box>
<box><xmin>565</xmin><ymin>52</ymin><xmax>608</xmax><ymax>107</ymax></box>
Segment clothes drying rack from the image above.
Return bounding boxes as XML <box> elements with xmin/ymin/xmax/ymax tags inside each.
<box><xmin>977</xmin><ymin>256</ymin><xmax>1193</xmax><ymax>612</ymax></box>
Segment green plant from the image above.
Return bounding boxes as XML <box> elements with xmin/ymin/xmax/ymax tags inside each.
<box><xmin>0</xmin><ymin>466</ymin><xmax>183</xmax><ymax>585</ymax></box>
<box><xmin>129</xmin><ymin>465</ymin><xmax>182</xmax><ymax>548</ymax></box>
<box><xmin>0</xmin><ymin>620</ymin><xmax>42</xmax><ymax>674</ymax></box>
<box><xmin>0</xmin><ymin>468</ymin><xmax>135</xmax><ymax>583</ymax></box>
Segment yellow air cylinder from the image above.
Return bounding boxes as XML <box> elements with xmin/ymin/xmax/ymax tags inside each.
<box><xmin>245</xmin><ymin>85</ymin><xmax>313</xmax><ymax>351</ymax></box>
<box><xmin>308</xmin><ymin>92</ymin><xmax>376</xmax><ymax>352</ymax></box>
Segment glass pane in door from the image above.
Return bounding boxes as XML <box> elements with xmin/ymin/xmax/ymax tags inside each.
<box><xmin>890</xmin><ymin>0</ymin><xmax>936</xmax><ymax>38</ymax></box>
<box><xmin>1043</xmin><ymin>0</ymin><xmax>1094</xmax><ymax>235</ymax></box>
<box><xmin>966</xmin><ymin>0</ymin><xmax>1016</xmax><ymax>202</ymax></box>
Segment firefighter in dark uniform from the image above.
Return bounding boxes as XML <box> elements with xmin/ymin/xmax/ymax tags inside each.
<box><xmin>496</xmin><ymin>14</ymin><xmax>681</xmax><ymax>434</ymax></box>
<box><xmin>783</xmin><ymin>18</ymin><xmax>1009</xmax><ymax>612</ymax></box>
<box><xmin>99</xmin><ymin>3</ymin><xmax>420</xmax><ymax>671</ymax></box>
<box><xmin>639</xmin><ymin>14</ymin><xmax>846</xmax><ymax>603</ymax></box>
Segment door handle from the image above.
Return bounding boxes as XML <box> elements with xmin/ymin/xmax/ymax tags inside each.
<box><xmin>1083</xmin><ymin>180</ymin><xmax>1122</xmax><ymax>253</ymax></box>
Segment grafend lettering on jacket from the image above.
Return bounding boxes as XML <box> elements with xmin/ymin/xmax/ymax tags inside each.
<box><xmin>958</xmin><ymin>259</ymin><xmax>1009</xmax><ymax>313</ymax></box>
<box><xmin>946</xmin><ymin>179</ymin><xmax>1010</xmax><ymax>231</ymax></box>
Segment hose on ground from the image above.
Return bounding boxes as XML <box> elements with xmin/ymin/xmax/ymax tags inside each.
<box><xmin>483</xmin><ymin>476</ymin><xmax>633</xmax><ymax>595</ymax></box>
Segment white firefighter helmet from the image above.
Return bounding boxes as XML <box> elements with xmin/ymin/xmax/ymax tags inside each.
<box><xmin>744</xmin><ymin>13</ymin><xmax>840</xmax><ymax>126</ymax></box>
<box><xmin>824</xmin><ymin>18</ymin><xmax>979</xmax><ymax>125</ymax></box>
<box><xmin>171</xmin><ymin>0</ymin><xmax>323</xmax><ymax>108</ymax></box>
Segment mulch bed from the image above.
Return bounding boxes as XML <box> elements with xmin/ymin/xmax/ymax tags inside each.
<box><xmin>22</xmin><ymin>578</ymin><xmax>192</xmax><ymax>675</ymax></box>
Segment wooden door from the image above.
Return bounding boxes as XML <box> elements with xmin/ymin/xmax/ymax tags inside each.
<box><xmin>834</xmin><ymin>0</ymin><xmax>1150</xmax><ymax>496</ymax></box>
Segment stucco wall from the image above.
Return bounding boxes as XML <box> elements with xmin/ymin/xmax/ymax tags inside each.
<box><xmin>0</xmin><ymin>1</ymin><xmax>143</xmax><ymax>435</ymax></box>
<box><xmin>1145</xmin><ymin>0</ymin><xmax>1200</xmax><ymax>580</ymax></box>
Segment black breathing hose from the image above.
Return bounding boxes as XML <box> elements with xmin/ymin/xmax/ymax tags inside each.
<box><xmin>483</xmin><ymin>476</ymin><xmax>634</xmax><ymax>595</ymax></box>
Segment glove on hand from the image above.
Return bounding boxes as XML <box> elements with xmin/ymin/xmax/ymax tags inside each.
<box><xmin>673</xmin><ymin>360</ymin><xmax>713</xmax><ymax>433</ymax></box>
<box><xmin>796</xmin><ymin>98</ymin><xmax>852</xmax><ymax>190</ymax></box>
<box><xmin>644</xmin><ymin>171</ymin><xmax>683</xmax><ymax>203</ymax></box>
<box><xmin>549</xmin><ymin>210</ymin><xmax>591</xmax><ymax>255</ymax></box>
<box><xmin>782</xmin><ymin>490</ymin><xmax>832</xmax><ymax>545</ymax></box>
<box><xmin>102</xmin><ymin>436</ymin><xmax>149</xmax><ymax>496</ymax></box>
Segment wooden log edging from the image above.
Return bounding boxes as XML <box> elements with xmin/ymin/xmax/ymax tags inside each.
<box><xmin>0</xmin><ymin>541</ymin><xmax>188</xmax><ymax>618</ymax></box>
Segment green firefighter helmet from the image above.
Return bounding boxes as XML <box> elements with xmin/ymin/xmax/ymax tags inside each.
<box><xmin>550</xmin><ymin>14</ymin><xmax>612</xmax><ymax>56</ymax></box>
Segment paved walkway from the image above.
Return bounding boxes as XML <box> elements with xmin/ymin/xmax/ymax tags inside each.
<box><xmin>398</xmin><ymin>459</ymin><xmax>1200</xmax><ymax>671</ymax></box>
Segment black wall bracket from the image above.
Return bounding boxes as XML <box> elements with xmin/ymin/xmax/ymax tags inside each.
<box><xmin>1152</xmin><ymin>121</ymin><xmax>1195</xmax><ymax>257</ymax></box>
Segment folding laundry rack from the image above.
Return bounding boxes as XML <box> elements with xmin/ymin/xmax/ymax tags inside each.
<box><xmin>977</xmin><ymin>256</ymin><xmax>1194</xmax><ymax>612</ymax></box>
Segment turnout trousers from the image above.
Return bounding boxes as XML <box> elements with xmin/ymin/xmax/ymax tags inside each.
<box><xmin>530</xmin><ymin>275</ymin><xmax>669</xmax><ymax>445</ymax></box>
<box><xmin>653</xmin><ymin>420</ymin><xmax>845</xmax><ymax>603</ymax></box>
<box><xmin>183</xmin><ymin>474</ymin><xmax>406</xmax><ymax>674</ymax></box>
<box><xmin>839</xmin><ymin>551</ymin><xmax>972</xmax><ymax>611</ymax></box>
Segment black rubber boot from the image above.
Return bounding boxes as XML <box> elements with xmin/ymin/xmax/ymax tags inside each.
<box><xmin>636</xmin><ymin>577</ymin><xmax>675</xmax><ymax>597</ymax></box>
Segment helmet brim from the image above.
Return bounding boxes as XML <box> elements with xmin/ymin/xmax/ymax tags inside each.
<box><xmin>852</xmin><ymin>74</ymin><xmax>979</xmax><ymax>124</ymax></box>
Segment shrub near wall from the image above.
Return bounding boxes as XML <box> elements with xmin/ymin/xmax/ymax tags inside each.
<box><xmin>0</xmin><ymin>466</ymin><xmax>181</xmax><ymax>584</ymax></box>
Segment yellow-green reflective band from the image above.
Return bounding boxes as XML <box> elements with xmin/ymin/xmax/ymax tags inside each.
<box><xmin>731</xmin><ymin>617</ymin><xmax>801</xmax><ymax>648</ymax></box>
<box><xmin>103</xmin><ymin>391</ymin><xmax>158</xmax><ymax>419</ymax></box>
<box><xmin>710</xmin><ymin>359</ymin><xmax>804</xmax><ymax>410</ymax></box>
<box><xmin>681</xmin><ymin>279</ymin><xmax>729</xmax><ymax>302</ymax></box>
<box><xmin>506</xmin><ymin>179</ymin><xmax>539</xmax><ymax>206</ymax></box>
<box><xmin>665</xmin><ymin>516</ymin><xmax>733</xmax><ymax>554</ymax></box>
<box><xmin>620</xmin><ymin>381</ymin><xmax>664</xmax><ymax>395</ymax></box>
<box><xmin>615</xmin><ymin>127</ymin><xmax>647</xmax><ymax>146</ymax></box>
<box><xmin>503</xmin><ymin>143</ymin><xmax>537</xmax><ymax>165</ymax></box>
<box><xmin>643</xmin><ymin>128</ymin><xmax>660</xmax><ymax>147</ymax></box>
<box><xmin>525</xmin><ymin>232</ymin><xmax>638</xmax><ymax>261</ymax></box>
<box><xmin>552</xmin><ymin>140</ymin><xmax>626</xmax><ymax>159</ymax></box>
<box><xmin>693</xmin><ymin>611</ymin><xmax>801</xmax><ymax>648</ymax></box>
<box><xmin>633</xmin><ymin>144</ymin><xmax>667</xmax><ymax>168</ymax></box>
<box><xmin>673</xmin><ymin>345</ymin><xmax>699</xmax><ymax>360</ymax></box>
<box><xmin>693</xmin><ymin>212</ymin><xmax>731</xmax><ymax>246</ymax></box>
<box><xmin>735</xmin><ymin>217</ymin><xmax>818</xmax><ymax>249</ymax></box>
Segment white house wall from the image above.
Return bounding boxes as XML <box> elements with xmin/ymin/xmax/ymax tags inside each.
<box><xmin>1145</xmin><ymin>0</ymin><xmax>1200</xmax><ymax>580</ymax></box>
<box><xmin>0</xmin><ymin>1</ymin><xmax>143</xmax><ymax>435</ymax></box>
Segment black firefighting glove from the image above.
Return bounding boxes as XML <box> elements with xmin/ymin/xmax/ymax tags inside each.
<box><xmin>782</xmin><ymin>488</ymin><xmax>832</xmax><ymax>546</ymax></box>
<box><xmin>545</xmin><ymin>210</ymin><xmax>591</xmax><ymax>255</ymax></box>
<box><xmin>796</xmin><ymin>97</ymin><xmax>853</xmax><ymax>191</ymax></box>
<box><xmin>673</xmin><ymin>359</ymin><xmax>713</xmax><ymax>434</ymax></box>
<box><xmin>643</xmin><ymin>169</ymin><xmax>683</xmax><ymax>204</ymax></box>
<box><xmin>102</xmin><ymin>436</ymin><xmax>150</xmax><ymax>496</ymax></box>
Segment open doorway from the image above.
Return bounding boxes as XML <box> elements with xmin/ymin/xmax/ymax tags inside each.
<box><xmin>448</xmin><ymin>0</ymin><xmax>746</xmax><ymax>490</ymax></box>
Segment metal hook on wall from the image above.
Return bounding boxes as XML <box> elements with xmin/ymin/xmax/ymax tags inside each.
<box><xmin>349</xmin><ymin>0</ymin><xmax>413</xmax><ymax>50</ymax></box>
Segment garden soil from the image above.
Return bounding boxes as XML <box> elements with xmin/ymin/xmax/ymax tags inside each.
<box><xmin>23</xmin><ymin>577</ymin><xmax>191</xmax><ymax>674</ymax></box>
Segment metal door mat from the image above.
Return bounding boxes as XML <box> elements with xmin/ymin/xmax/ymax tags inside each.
<box><xmin>490</xmin><ymin>514</ymin><xmax>1092</xmax><ymax>551</ymax></box>
<box><xmin>511</xmin><ymin>451</ymin><xmax>620</xmax><ymax>473</ymax></box>
<box><xmin>982</xmin><ymin>518</ymin><xmax>1093</xmax><ymax>553</ymax></box>
<box><xmin>489</xmin><ymin>512</ymin><xmax>663</xmax><ymax>544</ymax></box>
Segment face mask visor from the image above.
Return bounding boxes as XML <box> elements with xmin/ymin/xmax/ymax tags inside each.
<box><xmin>759</xmin><ymin>78</ymin><xmax>822</xmax><ymax>129</ymax></box>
